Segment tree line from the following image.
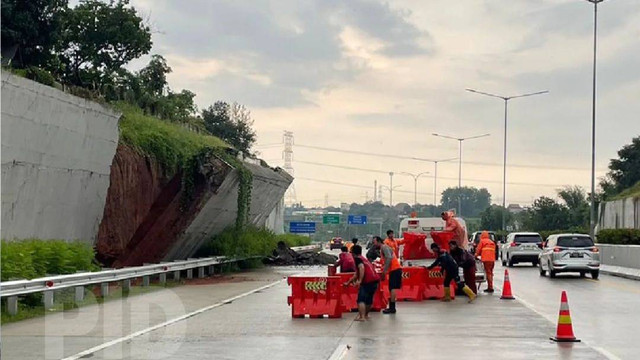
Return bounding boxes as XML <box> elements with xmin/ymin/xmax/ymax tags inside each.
<box><xmin>1</xmin><ymin>0</ymin><xmax>256</xmax><ymax>155</ymax></box>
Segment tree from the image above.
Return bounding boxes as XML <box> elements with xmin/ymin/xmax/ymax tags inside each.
<box><xmin>202</xmin><ymin>101</ymin><xmax>256</xmax><ymax>155</ymax></box>
<box><xmin>1</xmin><ymin>0</ymin><xmax>68</xmax><ymax>68</ymax></box>
<box><xmin>600</xmin><ymin>136</ymin><xmax>640</xmax><ymax>198</ymax></box>
<box><xmin>480</xmin><ymin>205</ymin><xmax>513</xmax><ymax>231</ymax></box>
<box><xmin>440</xmin><ymin>187</ymin><xmax>491</xmax><ymax>217</ymax></box>
<box><xmin>521</xmin><ymin>197</ymin><xmax>569</xmax><ymax>231</ymax></box>
<box><xmin>557</xmin><ymin>185</ymin><xmax>589</xmax><ymax>228</ymax></box>
<box><xmin>138</xmin><ymin>54</ymin><xmax>171</xmax><ymax>96</ymax></box>
<box><xmin>58</xmin><ymin>0</ymin><xmax>152</xmax><ymax>88</ymax></box>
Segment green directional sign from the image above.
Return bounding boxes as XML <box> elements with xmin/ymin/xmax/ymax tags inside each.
<box><xmin>323</xmin><ymin>214</ymin><xmax>340</xmax><ymax>224</ymax></box>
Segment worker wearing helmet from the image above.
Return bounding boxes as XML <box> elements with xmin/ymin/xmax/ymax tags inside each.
<box><xmin>441</xmin><ymin>211</ymin><xmax>468</xmax><ymax>250</ymax></box>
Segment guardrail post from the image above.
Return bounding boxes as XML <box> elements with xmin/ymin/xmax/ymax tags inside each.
<box><xmin>209</xmin><ymin>265</ymin><xmax>215</xmax><ymax>275</ymax></box>
<box><xmin>100</xmin><ymin>283</ymin><xmax>109</xmax><ymax>297</ymax></box>
<box><xmin>122</xmin><ymin>279</ymin><xmax>131</xmax><ymax>292</ymax></box>
<box><xmin>159</xmin><ymin>273</ymin><xmax>167</xmax><ymax>285</ymax></box>
<box><xmin>75</xmin><ymin>286</ymin><xmax>85</xmax><ymax>302</ymax></box>
<box><xmin>7</xmin><ymin>296</ymin><xmax>18</xmax><ymax>316</ymax></box>
<box><xmin>198</xmin><ymin>267</ymin><xmax>205</xmax><ymax>278</ymax></box>
<box><xmin>43</xmin><ymin>290</ymin><xmax>54</xmax><ymax>309</ymax></box>
<box><xmin>142</xmin><ymin>276</ymin><xmax>150</xmax><ymax>287</ymax></box>
<box><xmin>186</xmin><ymin>269</ymin><xmax>193</xmax><ymax>279</ymax></box>
<box><xmin>173</xmin><ymin>270</ymin><xmax>181</xmax><ymax>280</ymax></box>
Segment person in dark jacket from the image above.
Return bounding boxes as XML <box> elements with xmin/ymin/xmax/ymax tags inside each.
<box><xmin>427</xmin><ymin>243</ymin><xmax>476</xmax><ymax>303</ymax></box>
<box><xmin>449</xmin><ymin>240</ymin><xmax>477</xmax><ymax>294</ymax></box>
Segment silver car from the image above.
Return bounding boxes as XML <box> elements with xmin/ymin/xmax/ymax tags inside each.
<box><xmin>500</xmin><ymin>232</ymin><xmax>543</xmax><ymax>267</ymax></box>
<box><xmin>538</xmin><ymin>234</ymin><xmax>600</xmax><ymax>279</ymax></box>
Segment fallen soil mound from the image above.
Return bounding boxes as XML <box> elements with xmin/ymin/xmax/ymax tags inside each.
<box><xmin>265</xmin><ymin>241</ymin><xmax>337</xmax><ymax>266</ymax></box>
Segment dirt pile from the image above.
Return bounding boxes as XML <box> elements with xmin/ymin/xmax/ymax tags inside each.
<box><xmin>265</xmin><ymin>241</ymin><xmax>337</xmax><ymax>266</ymax></box>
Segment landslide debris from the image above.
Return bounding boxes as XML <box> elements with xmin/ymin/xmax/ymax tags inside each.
<box><xmin>264</xmin><ymin>241</ymin><xmax>337</xmax><ymax>266</ymax></box>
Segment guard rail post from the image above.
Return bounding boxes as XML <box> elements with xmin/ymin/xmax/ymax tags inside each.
<box><xmin>8</xmin><ymin>296</ymin><xmax>18</xmax><ymax>316</ymax></box>
<box><xmin>100</xmin><ymin>283</ymin><xmax>109</xmax><ymax>297</ymax></box>
<box><xmin>142</xmin><ymin>276</ymin><xmax>150</xmax><ymax>287</ymax></box>
<box><xmin>173</xmin><ymin>270</ymin><xmax>180</xmax><ymax>280</ymax></box>
<box><xmin>198</xmin><ymin>267</ymin><xmax>205</xmax><ymax>279</ymax></box>
<box><xmin>75</xmin><ymin>286</ymin><xmax>85</xmax><ymax>302</ymax></box>
<box><xmin>186</xmin><ymin>269</ymin><xmax>193</xmax><ymax>279</ymax></box>
<box><xmin>159</xmin><ymin>273</ymin><xmax>167</xmax><ymax>285</ymax></box>
<box><xmin>43</xmin><ymin>290</ymin><xmax>54</xmax><ymax>309</ymax></box>
<box><xmin>122</xmin><ymin>279</ymin><xmax>131</xmax><ymax>293</ymax></box>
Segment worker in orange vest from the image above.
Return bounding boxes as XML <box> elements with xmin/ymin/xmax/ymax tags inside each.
<box><xmin>384</xmin><ymin>229</ymin><xmax>406</xmax><ymax>259</ymax></box>
<box><xmin>475</xmin><ymin>231</ymin><xmax>496</xmax><ymax>293</ymax></box>
<box><xmin>374</xmin><ymin>236</ymin><xmax>402</xmax><ymax>314</ymax></box>
<box><xmin>441</xmin><ymin>211</ymin><xmax>468</xmax><ymax>249</ymax></box>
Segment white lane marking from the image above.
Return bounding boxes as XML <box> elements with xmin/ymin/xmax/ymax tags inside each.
<box><xmin>327</xmin><ymin>344</ymin><xmax>351</xmax><ymax>360</ymax></box>
<box><xmin>494</xmin><ymin>285</ymin><xmax>622</xmax><ymax>360</ymax></box>
<box><xmin>61</xmin><ymin>279</ymin><xmax>285</xmax><ymax>360</ymax></box>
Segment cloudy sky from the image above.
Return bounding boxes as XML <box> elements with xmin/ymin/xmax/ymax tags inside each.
<box><xmin>129</xmin><ymin>0</ymin><xmax>640</xmax><ymax>208</ymax></box>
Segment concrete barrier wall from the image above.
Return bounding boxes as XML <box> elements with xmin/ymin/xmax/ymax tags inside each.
<box><xmin>596</xmin><ymin>244</ymin><xmax>640</xmax><ymax>269</ymax></box>
<box><xmin>598</xmin><ymin>197</ymin><xmax>640</xmax><ymax>230</ymax></box>
<box><xmin>1</xmin><ymin>73</ymin><xmax>120</xmax><ymax>242</ymax></box>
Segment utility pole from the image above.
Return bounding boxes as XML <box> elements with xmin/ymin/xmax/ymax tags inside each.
<box><xmin>374</xmin><ymin>180</ymin><xmax>377</xmax><ymax>202</ymax></box>
<box><xmin>389</xmin><ymin>172</ymin><xmax>394</xmax><ymax>206</ymax></box>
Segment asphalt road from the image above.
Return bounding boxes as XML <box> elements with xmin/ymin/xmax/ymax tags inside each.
<box><xmin>2</xmin><ymin>256</ymin><xmax>639</xmax><ymax>360</ymax></box>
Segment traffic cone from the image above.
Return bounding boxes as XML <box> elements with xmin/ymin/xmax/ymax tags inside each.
<box><xmin>500</xmin><ymin>269</ymin><xmax>515</xmax><ymax>300</ymax></box>
<box><xmin>550</xmin><ymin>291</ymin><xmax>580</xmax><ymax>342</ymax></box>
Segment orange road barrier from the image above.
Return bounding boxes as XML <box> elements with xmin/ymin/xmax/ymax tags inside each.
<box><xmin>423</xmin><ymin>266</ymin><xmax>456</xmax><ymax>300</ymax></box>
<box><xmin>550</xmin><ymin>291</ymin><xmax>581</xmax><ymax>342</ymax></box>
<box><xmin>430</xmin><ymin>231</ymin><xmax>454</xmax><ymax>253</ymax></box>
<box><xmin>402</xmin><ymin>232</ymin><xmax>431</xmax><ymax>260</ymax></box>
<box><xmin>500</xmin><ymin>269</ymin><xmax>515</xmax><ymax>300</ymax></box>
<box><xmin>395</xmin><ymin>267</ymin><xmax>426</xmax><ymax>301</ymax></box>
<box><xmin>335</xmin><ymin>272</ymin><xmax>358</xmax><ymax>312</ymax></box>
<box><xmin>287</xmin><ymin>276</ymin><xmax>344</xmax><ymax>318</ymax></box>
<box><xmin>370</xmin><ymin>284</ymin><xmax>388</xmax><ymax>311</ymax></box>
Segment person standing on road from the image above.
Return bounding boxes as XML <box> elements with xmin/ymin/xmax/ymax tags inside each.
<box><xmin>449</xmin><ymin>240</ymin><xmax>477</xmax><ymax>294</ymax></box>
<box><xmin>427</xmin><ymin>243</ymin><xmax>476</xmax><ymax>303</ymax></box>
<box><xmin>336</xmin><ymin>246</ymin><xmax>356</xmax><ymax>273</ymax></box>
<box><xmin>345</xmin><ymin>245</ymin><xmax>380</xmax><ymax>321</ymax></box>
<box><xmin>374</xmin><ymin>236</ymin><xmax>402</xmax><ymax>314</ymax></box>
<box><xmin>475</xmin><ymin>231</ymin><xmax>496</xmax><ymax>293</ymax></box>
<box><xmin>441</xmin><ymin>211</ymin><xmax>468</xmax><ymax>250</ymax></box>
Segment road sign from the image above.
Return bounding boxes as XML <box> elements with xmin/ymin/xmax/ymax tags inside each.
<box><xmin>289</xmin><ymin>222</ymin><xmax>316</xmax><ymax>234</ymax></box>
<box><xmin>348</xmin><ymin>215</ymin><xmax>368</xmax><ymax>225</ymax></box>
<box><xmin>323</xmin><ymin>214</ymin><xmax>340</xmax><ymax>224</ymax></box>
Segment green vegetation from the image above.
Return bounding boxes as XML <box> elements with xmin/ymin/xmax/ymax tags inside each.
<box><xmin>611</xmin><ymin>181</ymin><xmax>640</xmax><ymax>200</ymax></box>
<box><xmin>597</xmin><ymin>229</ymin><xmax>640</xmax><ymax>245</ymax></box>
<box><xmin>117</xmin><ymin>103</ymin><xmax>227</xmax><ymax>172</ymax></box>
<box><xmin>1</xmin><ymin>239</ymin><xmax>99</xmax><ymax>281</ymax></box>
<box><xmin>195</xmin><ymin>226</ymin><xmax>311</xmax><ymax>258</ymax></box>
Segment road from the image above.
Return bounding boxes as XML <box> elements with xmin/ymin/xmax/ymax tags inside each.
<box><xmin>1</xmin><ymin>254</ymin><xmax>639</xmax><ymax>360</ymax></box>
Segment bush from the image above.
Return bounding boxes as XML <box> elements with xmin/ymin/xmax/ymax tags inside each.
<box><xmin>195</xmin><ymin>226</ymin><xmax>311</xmax><ymax>258</ymax></box>
<box><xmin>25</xmin><ymin>67</ymin><xmax>57</xmax><ymax>87</ymax></box>
<box><xmin>1</xmin><ymin>240</ymin><xmax>99</xmax><ymax>281</ymax></box>
<box><xmin>596</xmin><ymin>229</ymin><xmax>640</xmax><ymax>245</ymax></box>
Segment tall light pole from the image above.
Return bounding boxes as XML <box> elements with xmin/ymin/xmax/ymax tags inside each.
<box><xmin>466</xmin><ymin>88</ymin><xmax>548</xmax><ymax>230</ymax></box>
<box><xmin>380</xmin><ymin>185</ymin><xmax>402</xmax><ymax>206</ymax></box>
<box><xmin>586</xmin><ymin>0</ymin><xmax>605</xmax><ymax>238</ymax></box>
<box><xmin>389</xmin><ymin>172</ymin><xmax>394</xmax><ymax>206</ymax></box>
<box><xmin>432</xmin><ymin>133</ymin><xmax>490</xmax><ymax>215</ymax></box>
<box><xmin>399</xmin><ymin>171</ymin><xmax>430</xmax><ymax>206</ymax></box>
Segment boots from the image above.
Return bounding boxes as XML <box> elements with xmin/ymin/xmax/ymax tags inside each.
<box><xmin>462</xmin><ymin>285</ymin><xmax>477</xmax><ymax>303</ymax></box>
<box><xmin>441</xmin><ymin>287</ymin><xmax>452</xmax><ymax>302</ymax></box>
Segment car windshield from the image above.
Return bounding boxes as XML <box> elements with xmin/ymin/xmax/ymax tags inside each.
<box><xmin>514</xmin><ymin>235</ymin><xmax>541</xmax><ymax>243</ymax></box>
<box><xmin>474</xmin><ymin>233</ymin><xmax>496</xmax><ymax>242</ymax></box>
<box><xmin>558</xmin><ymin>236</ymin><xmax>594</xmax><ymax>248</ymax></box>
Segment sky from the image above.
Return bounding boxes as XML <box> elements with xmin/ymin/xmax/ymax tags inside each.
<box><xmin>127</xmin><ymin>0</ymin><xmax>640</xmax><ymax>208</ymax></box>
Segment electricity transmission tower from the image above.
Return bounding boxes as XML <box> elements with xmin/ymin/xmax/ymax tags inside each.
<box><xmin>283</xmin><ymin>131</ymin><xmax>297</xmax><ymax>206</ymax></box>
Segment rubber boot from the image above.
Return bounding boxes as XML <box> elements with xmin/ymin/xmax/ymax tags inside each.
<box><xmin>441</xmin><ymin>288</ymin><xmax>451</xmax><ymax>302</ymax></box>
<box><xmin>462</xmin><ymin>285</ymin><xmax>477</xmax><ymax>303</ymax></box>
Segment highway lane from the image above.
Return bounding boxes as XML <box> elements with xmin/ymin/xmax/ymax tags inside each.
<box><xmin>493</xmin><ymin>262</ymin><xmax>640</xmax><ymax>360</ymax></box>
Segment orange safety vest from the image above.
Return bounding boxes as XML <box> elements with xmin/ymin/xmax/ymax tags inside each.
<box><xmin>380</xmin><ymin>242</ymin><xmax>401</xmax><ymax>272</ymax></box>
<box><xmin>476</xmin><ymin>237</ymin><xmax>496</xmax><ymax>262</ymax></box>
<box><xmin>384</xmin><ymin>238</ymin><xmax>399</xmax><ymax>257</ymax></box>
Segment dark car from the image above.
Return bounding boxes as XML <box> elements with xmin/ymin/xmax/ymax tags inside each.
<box><xmin>329</xmin><ymin>237</ymin><xmax>344</xmax><ymax>250</ymax></box>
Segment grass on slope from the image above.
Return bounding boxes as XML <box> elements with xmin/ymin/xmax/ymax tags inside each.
<box><xmin>611</xmin><ymin>181</ymin><xmax>640</xmax><ymax>200</ymax></box>
<box><xmin>115</xmin><ymin>103</ymin><xmax>229</xmax><ymax>173</ymax></box>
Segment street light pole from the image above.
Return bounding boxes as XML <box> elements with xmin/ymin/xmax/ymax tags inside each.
<box><xmin>380</xmin><ymin>184</ymin><xmax>402</xmax><ymax>207</ymax></box>
<box><xmin>465</xmin><ymin>88</ymin><xmax>548</xmax><ymax>230</ymax></box>
<box><xmin>586</xmin><ymin>0</ymin><xmax>605</xmax><ymax>238</ymax></box>
<box><xmin>389</xmin><ymin>172</ymin><xmax>394</xmax><ymax>206</ymax></box>
<box><xmin>399</xmin><ymin>171</ymin><xmax>430</xmax><ymax>206</ymax></box>
<box><xmin>432</xmin><ymin>133</ymin><xmax>490</xmax><ymax>216</ymax></box>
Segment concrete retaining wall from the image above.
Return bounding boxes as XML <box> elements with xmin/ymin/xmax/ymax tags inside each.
<box><xmin>596</xmin><ymin>244</ymin><xmax>640</xmax><ymax>269</ymax></box>
<box><xmin>598</xmin><ymin>197</ymin><xmax>640</xmax><ymax>230</ymax></box>
<box><xmin>1</xmin><ymin>73</ymin><xmax>120</xmax><ymax>242</ymax></box>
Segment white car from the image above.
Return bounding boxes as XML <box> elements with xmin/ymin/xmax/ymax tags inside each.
<box><xmin>538</xmin><ymin>234</ymin><xmax>600</xmax><ymax>279</ymax></box>
<box><xmin>500</xmin><ymin>232</ymin><xmax>543</xmax><ymax>267</ymax></box>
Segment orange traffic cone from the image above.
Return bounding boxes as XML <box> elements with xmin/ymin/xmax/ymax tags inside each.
<box><xmin>500</xmin><ymin>269</ymin><xmax>515</xmax><ymax>300</ymax></box>
<box><xmin>550</xmin><ymin>291</ymin><xmax>580</xmax><ymax>342</ymax></box>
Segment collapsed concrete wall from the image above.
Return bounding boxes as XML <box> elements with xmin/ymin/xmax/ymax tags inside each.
<box><xmin>598</xmin><ymin>197</ymin><xmax>640</xmax><ymax>231</ymax></box>
<box><xmin>164</xmin><ymin>162</ymin><xmax>292</xmax><ymax>261</ymax></box>
<box><xmin>1</xmin><ymin>73</ymin><xmax>120</xmax><ymax>242</ymax></box>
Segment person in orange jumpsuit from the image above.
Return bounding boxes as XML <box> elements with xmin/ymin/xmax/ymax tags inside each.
<box><xmin>475</xmin><ymin>231</ymin><xmax>496</xmax><ymax>293</ymax></box>
<box><xmin>441</xmin><ymin>211</ymin><xmax>468</xmax><ymax>250</ymax></box>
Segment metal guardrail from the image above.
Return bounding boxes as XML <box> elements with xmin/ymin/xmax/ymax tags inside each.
<box><xmin>0</xmin><ymin>245</ymin><xmax>320</xmax><ymax>316</ymax></box>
